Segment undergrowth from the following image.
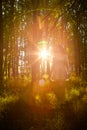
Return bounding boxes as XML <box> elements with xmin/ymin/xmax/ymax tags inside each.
<box><xmin>0</xmin><ymin>76</ymin><xmax>87</xmax><ymax>130</ymax></box>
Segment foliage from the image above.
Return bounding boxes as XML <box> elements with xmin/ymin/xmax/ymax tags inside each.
<box><xmin>0</xmin><ymin>0</ymin><xmax>87</xmax><ymax>129</ymax></box>
<box><xmin>0</xmin><ymin>94</ymin><xmax>18</xmax><ymax>121</ymax></box>
<box><xmin>0</xmin><ymin>76</ymin><xmax>87</xmax><ymax>129</ymax></box>
<box><xmin>0</xmin><ymin>0</ymin><xmax>86</xmax><ymax>86</ymax></box>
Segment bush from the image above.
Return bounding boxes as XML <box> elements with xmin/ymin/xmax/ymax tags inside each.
<box><xmin>0</xmin><ymin>94</ymin><xmax>18</xmax><ymax>121</ymax></box>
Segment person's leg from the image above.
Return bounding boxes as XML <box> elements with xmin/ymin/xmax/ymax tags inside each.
<box><xmin>58</xmin><ymin>80</ymin><xmax>65</xmax><ymax>102</ymax></box>
<box><xmin>52</xmin><ymin>80</ymin><xmax>65</xmax><ymax>103</ymax></box>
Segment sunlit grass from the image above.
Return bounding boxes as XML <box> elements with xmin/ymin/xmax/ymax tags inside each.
<box><xmin>0</xmin><ymin>94</ymin><xmax>19</xmax><ymax>119</ymax></box>
<box><xmin>0</xmin><ymin>75</ymin><xmax>87</xmax><ymax>130</ymax></box>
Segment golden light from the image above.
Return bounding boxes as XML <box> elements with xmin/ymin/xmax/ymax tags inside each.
<box><xmin>39</xmin><ymin>79</ymin><xmax>45</xmax><ymax>86</ymax></box>
<box><xmin>40</xmin><ymin>48</ymin><xmax>48</xmax><ymax>59</ymax></box>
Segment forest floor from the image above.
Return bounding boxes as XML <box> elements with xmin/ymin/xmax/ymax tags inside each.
<box><xmin>0</xmin><ymin>78</ymin><xmax>87</xmax><ymax>130</ymax></box>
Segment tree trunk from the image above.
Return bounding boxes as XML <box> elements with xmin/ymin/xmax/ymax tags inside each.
<box><xmin>10</xmin><ymin>0</ymin><xmax>18</xmax><ymax>78</ymax></box>
<box><xmin>0</xmin><ymin>0</ymin><xmax>3</xmax><ymax>89</ymax></box>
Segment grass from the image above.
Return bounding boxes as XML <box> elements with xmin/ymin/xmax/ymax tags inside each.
<box><xmin>0</xmin><ymin>77</ymin><xmax>87</xmax><ymax>130</ymax></box>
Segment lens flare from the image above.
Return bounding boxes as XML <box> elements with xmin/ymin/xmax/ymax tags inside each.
<box><xmin>40</xmin><ymin>48</ymin><xmax>48</xmax><ymax>59</ymax></box>
<box><xmin>39</xmin><ymin>79</ymin><xmax>45</xmax><ymax>86</ymax></box>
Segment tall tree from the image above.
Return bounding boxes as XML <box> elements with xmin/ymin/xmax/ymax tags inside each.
<box><xmin>0</xmin><ymin>0</ymin><xmax>3</xmax><ymax>88</ymax></box>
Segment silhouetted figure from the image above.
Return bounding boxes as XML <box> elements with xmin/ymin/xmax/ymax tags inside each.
<box><xmin>51</xmin><ymin>44</ymin><xmax>69</xmax><ymax>81</ymax></box>
<box><xmin>51</xmin><ymin>44</ymin><xmax>69</xmax><ymax>102</ymax></box>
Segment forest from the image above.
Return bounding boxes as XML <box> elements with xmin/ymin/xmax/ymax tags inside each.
<box><xmin>0</xmin><ymin>0</ymin><xmax>87</xmax><ymax>130</ymax></box>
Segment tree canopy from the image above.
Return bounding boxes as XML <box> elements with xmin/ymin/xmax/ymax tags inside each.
<box><xmin>0</xmin><ymin>0</ymin><xmax>87</xmax><ymax>87</ymax></box>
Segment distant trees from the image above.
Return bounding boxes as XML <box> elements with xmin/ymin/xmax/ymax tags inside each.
<box><xmin>0</xmin><ymin>0</ymin><xmax>87</xmax><ymax>87</ymax></box>
<box><xmin>0</xmin><ymin>0</ymin><xmax>3</xmax><ymax>88</ymax></box>
<box><xmin>64</xmin><ymin>0</ymin><xmax>87</xmax><ymax>79</ymax></box>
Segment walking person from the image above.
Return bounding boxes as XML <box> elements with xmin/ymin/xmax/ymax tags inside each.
<box><xmin>51</xmin><ymin>44</ymin><xmax>69</xmax><ymax>102</ymax></box>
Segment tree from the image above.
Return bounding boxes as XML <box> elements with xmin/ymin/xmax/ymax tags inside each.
<box><xmin>1</xmin><ymin>0</ymin><xmax>87</xmax><ymax>84</ymax></box>
<box><xmin>0</xmin><ymin>0</ymin><xmax>3</xmax><ymax>88</ymax></box>
<box><xmin>65</xmin><ymin>0</ymin><xmax>87</xmax><ymax>79</ymax></box>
